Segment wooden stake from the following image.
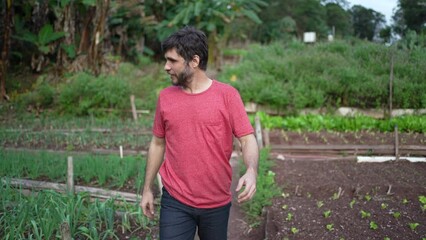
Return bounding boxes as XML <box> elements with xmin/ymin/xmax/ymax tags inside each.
<box><xmin>389</xmin><ymin>54</ymin><xmax>394</xmax><ymax>118</ymax></box>
<box><xmin>395</xmin><ymin>125</ymin><xmax>399</xmax><ymax>161</ymax></box>
<box><xmin>60</xmin><ymin>222</ymin><xmax>72</xmax><ymax>240</ymax></box>
<box><xmin>119</xmin><ymin>145</ymin><xmax>123</xmax><ymax>159</ymax></box>
<box><xmin>67</xmin><ymin>156</ymin><xmax>74</xmax><ymax>195</ymax></box>
<box><xmin>263</xmin><ymin>129</ymin><xmax>270</xmax><ymax>147</ymax></box>
<box><xmin>255</xmin><ymin>114</ymin><xmax>263</xmax><ymax>149</ymax></box>
<box><xmin>130</xmin><ymin>95</ymin><xmax>138</xmax><ymax>121</ymax></box>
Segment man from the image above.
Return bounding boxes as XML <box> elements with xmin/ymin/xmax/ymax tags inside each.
<box><xmin>139</xmin><ymin>26</ymin><xmax>259</xmax><ymax>240</ymax></box>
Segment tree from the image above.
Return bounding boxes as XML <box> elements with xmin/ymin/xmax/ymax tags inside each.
<box><xmin>152</xmin><ymin>0</ymin><xmax>267</xmax><ymax>70</ymax></box>
<box><xmin>351</xmin><ymin>5</ymin><xmax>386</xmax><ymax>41</ymax></box>
<box><xmin>0</xmin><ymin>0</ymin><xmax>13</xmax><ymax>100</ymax></box>
<box><xmin>393</xmin><ymin>0</ymin><xmax>426</xmax><ymax>35</ymax></box>
<box><xmin>325</xmin><ymin>2</ymin><xmax>352</xmax><ymax>38</ymax></box>
<box><xmin>293</xmin><ymin>0</ymin><xmax>328</xmax><ymax>39</ymax></box>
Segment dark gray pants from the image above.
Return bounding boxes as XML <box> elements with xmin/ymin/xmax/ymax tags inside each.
<box><xmin>160</xmin><ymin>188</ymin><xmax>231</xmax><ymax>240</ymax></box>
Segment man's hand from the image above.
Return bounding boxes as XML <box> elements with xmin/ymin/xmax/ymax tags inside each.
<box><xmin>140</xmin><ymin>189</ymin><xmax>155</xmax><ymax>219</ymax></box>
<box><xmin>236</xmin><ymin>168</ymin><xmax>257</xmax><ymax>203</ymax></box>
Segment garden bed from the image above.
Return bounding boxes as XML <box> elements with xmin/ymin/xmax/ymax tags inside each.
<box><xmin>238</xmin><ymin>130</ymin><xmax>426</xmax><ymax>240</ymax></box>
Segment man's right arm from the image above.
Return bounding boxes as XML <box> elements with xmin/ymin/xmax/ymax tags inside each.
<box><xmin>140</xmin><ymin>135</ymin><xmax>166</xmax><ymax>218</ymax></box>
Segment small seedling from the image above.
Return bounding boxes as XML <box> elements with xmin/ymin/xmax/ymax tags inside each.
<box><xmin>419</xmin><ymin>195</ymin><xmax>426</xmax><ymax>211</ymax></box>
<box><xmin>282</xmin><ymin>192</ymin><xmax>290</xmax><ymax>198</ymax></box>
<box><xmin>317</xmin><ymin>200</ymin><xmax>324</xmax><ymax>208</ymax></box>
<box><xmin>286</xmin><ymin>213</ymin><xmax>293</xmax><ymax>221</ymax></box>
<box><xmin>370</xmin><ymin>221</ymin><xmax>378</xmax><ymax>230</ymax></box>
<box><xmin>281</xmin><ymin>204</ymin><xmax>288</xmax><ymax>210</ymax></box>
<box><xmin>291</xmin><ymin>227</ymin><xmax>299</xmax><ymax>234</ymax></box>
<box><xmin>384</xmin><ymin>237</ymin><xmax>390</xmax><ymax>240</ymax></box>
<box><xmin>326</xmin><ymin>223</ymin><xmax>334</xmax><ymax>231</ymax></box>
<box><xmin>364</xmin><ymin>194</ymin><xmax>372</xmax><ymax>202</ymax></box>
<box><xmin>408</xmin><ymin>222</ymin><xmax>419</xmax><ymax>231</ymax></box>
<box><xmin>349</xmin><ymin>199</ymin><xmax>356</xmax><ymax>209</ymax></box>
<box><xmin>392</xmin><ymin>212</ymin><xmax>401</xmax><ymax>219</ymax></box>
<box><xmin>360</xmin><ymin>210</ymin><xmax>371</xmax><ymax>219</ymax></box>
<box><xmin>402</xmin><ymin>198</ymin><xmax>409</xmax><ymax>204</ymax></box>
<box><xmin>323</xmin><ymin>210</ymin><xmax>332</xmax><ymax>218</ymax></box>
<box><xmin>381</xmin><ymin>203</ymin><xmax>388</xmax><ymax>209</ymax></box>
<box><xmin>307</xmin><ymin>192</ymin><xmax>312</xmax><ymax>198</ymax></box>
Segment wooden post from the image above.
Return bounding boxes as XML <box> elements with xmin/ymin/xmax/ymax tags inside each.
<box><xmin>389</xmin><ymin>54</ymin><xmax>394</xmax><ymax>118</ymax></box>
<box><xmin>60</xmin><ymin>222</ymin><xmax>72</xmax><ymax>240</ymax></box>
<box><xmin>263</xmin><ymin>129</ymin><xmax>270</xmax><ymax>147</ymax></box>
<box><xmin>67</xmin><ymin>156</ymin><xmax>74</xmax><ymax>195</ymax></box>
<box><xmin>130</xmin><ymin>95</ymin><xmax>138</xmax><ymax>121</ymax></box>
<box><xmin>394</xmin><ymin>125</ymin><xmax>399</xmax><ymax>161</ymax></box>
<box><xmin>119</xmin><ymin>145</ymin><xmax>123</xmax><ymax>159</ymax></box>
<box><xmin>255</xmin><ymin>113</ymin><xmax>263</xmax><ymax>149</ymax></box>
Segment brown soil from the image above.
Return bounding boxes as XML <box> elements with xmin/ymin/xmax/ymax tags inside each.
<box><xmin>236</xmin><ymin>130</ymin><xmax>426</xmax><ymax>240</ymax></box>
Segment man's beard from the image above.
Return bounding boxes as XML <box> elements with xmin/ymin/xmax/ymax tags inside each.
<box><xmin>172</xmin><ymin>64</ymin><xmax>193</xmax><ymax>88</ymax></box>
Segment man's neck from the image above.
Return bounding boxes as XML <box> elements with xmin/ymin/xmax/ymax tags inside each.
<box><xmin>183</xmin><ymin>72</ymin><xmax>212</xmax><ymax>94</ymax></box>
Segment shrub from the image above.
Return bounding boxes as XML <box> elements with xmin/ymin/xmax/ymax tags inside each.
<box><xmin>58</xmin><ymin>72</ymin><xmax>130</xmax><ymax>116</ymax></box>
<box><xmin>219</xmin><ymin>40</ymin><xmax>426</xmax><ymax>112</ymax></box>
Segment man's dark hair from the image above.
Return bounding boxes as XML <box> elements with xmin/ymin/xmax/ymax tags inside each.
<box><xmin>162</xmin><ymin>26</ymin><xmax>208</xmax><ymax>71</ymax></box>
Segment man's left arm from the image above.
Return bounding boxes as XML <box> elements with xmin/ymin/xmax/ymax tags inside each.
<box><xmin>236</xmin><ymin>133</ymin><xmax>259</xmax><ymax>203</ymax></box>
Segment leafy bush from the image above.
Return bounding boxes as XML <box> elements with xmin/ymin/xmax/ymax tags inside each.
<box><xmin>58</xmin><ymin>72</ymin><xmax>130</xmax><ymax>116</ymax></box>
<box><xmin>240</xmin><ymin>148</ymin><xmax>281</xmax><ymax>223</ymax></box>
<box><xmin>251</xmin><ymin>112</ymin><xmax>426</xmax><ymax>133</ymax></box>
<box><xmin>219</xmin><ymin>40</ymin><xmax>426</xmax><ymax>112</ymax></box>
<box><xmin>16</xmin><ymin>77</ymin><xmax>55</xmax><ymax>110</ymax></box>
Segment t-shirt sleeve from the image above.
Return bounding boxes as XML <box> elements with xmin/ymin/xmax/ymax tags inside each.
<box><xmin>152</xmin><ymin>96</ymin><xmax>165</xmax><ymax>138</ymax></box>
<box><xmin>228</xmin><ymin>89</ymin><xmax>254</xmax><ymax>138</ymax></box>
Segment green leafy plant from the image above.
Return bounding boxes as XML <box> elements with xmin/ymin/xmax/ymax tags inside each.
<box><xmin>364</xmin><ymin>194</ymin><xmax>372</xmax><ymax>202</ymax></box>
<box><xmin>240</xmin><ymin>149</ymin><xmax>281</xmax><ymax>223</ymax></box>
<box><xmin>349</xmin><ymin>199</ymin><xmax>356</xmax><ymax>208</ymax></box>
<box><xmin>286</xmin><ymin>213</ymin><xmax>293</xmax><ymax>221</ymax></box>
<box><xmin>360</xmin><ymin>210</ymin><xmax>371</xmax><ymax>219</ymax></box>
<box><xmin>381</xmin><ymin>203</ymin><xmax>388</xmax><ymax>209</ymax></box>
<box><xmin>419</xmin><ymin>195</ymin><xmax>426</xmax><ymax>211</ymax></box>
<box><xmin>291</xmin><ymin>227</ymin><xmax>299</xmax><ymax>234</ymax></box>
<box><xmin>323</xmin><ymin>210</ymin><xmax>332</xmax><ymax>218</ymax></box>
<box><xmin>392</xmin><ymin>212</ymin><xmax>401</xmax><ymax>219</ymax></box>
<box><xmin>326</xmin><ymin>223</ymin><xmax>334</xmax><ymax>231</ymax></box>
<box><xmin>402</xmin><ymin>198</ymin><xmax>409</xmax><ymax>204</ymax></box>
<box><xmin>14</xmin><ymin>24</ymin><xmax>65</xmax><ymax>54</ymax></box>
<box><xmin>370</xmin><ymin>221</ymin><xmax>379</xmax><ymax>230</ymax></box>
<box><xmin>317</xmin><ymin>200</ymin><xmax>324</xmax><ymax>208</ymax></box>
<box><xmin>408</xmin><ymin>222</ymin><xmax>420</xmax><ymax>231</ymax></box>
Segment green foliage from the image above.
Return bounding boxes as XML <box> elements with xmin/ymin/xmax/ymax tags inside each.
<box><xmin>16</xmin><ymin>76</ymin><xmax>55</xmax><ymax>110</ymax></box>
<box><xmin>240</xmin><ymin>148</ymin><xmax>281</xmax><ymax>223</ymax></box>
<box><xmin>0</xmin><ymin>185</ymin><xmax>154</xmax><ymax>239</ymax></box>
<box><xmin>0</xmin><ymin>150</ymin><xmax>146</xmax><ymax>190</ymax></box>
<box><xmin>252</xmin><ymin>113</ymin><xmax>426</xmax><ymax>133</ymax></box>
<box><xmin>58</xmin><ymin>72</ymin><xmax>131</xmax><ymax>116</ymax></box>
<box><xmin>219</xmin><ymin>40</ymin><xmax>426</xmax><ymax>111</ymax></box>
<box><xmin>14</xmin><ymin>24</ymin><xmax>65</xmax><ymax>54</ymax></box>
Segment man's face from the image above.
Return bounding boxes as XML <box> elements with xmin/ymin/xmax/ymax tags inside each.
<box><xmin>164</xmin><ymin>48</ymin><xmax>193</xmax><ymax>87</ymax></box>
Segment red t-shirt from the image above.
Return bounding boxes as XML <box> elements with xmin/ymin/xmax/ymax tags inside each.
<box><xmin>152</xmin><ymin>80</ymin><xmax>254</xmax><ymax>208</ymax></box>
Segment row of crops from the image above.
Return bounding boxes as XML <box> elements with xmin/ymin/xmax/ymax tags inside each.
<box><xmin>0</xmin><ymin>150</ymin><xmax>155</xmax><ymax>239</ymax></box>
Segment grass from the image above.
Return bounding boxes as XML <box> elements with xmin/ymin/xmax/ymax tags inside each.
<box><xmin>0</xmin><ymin>149</ymin><xmax>146</xmax><ymax>191</ymax></box>
<box><xmin>0</xmin><ymin>184</ymin><xmax>155</xmax><ymax>239</ymax></box>
<box><xmin>240</xmin><ymin>148</ymin><xmax>281</xmax><ymax>224</ymax></box>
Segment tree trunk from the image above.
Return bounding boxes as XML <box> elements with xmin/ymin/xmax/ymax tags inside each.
<box><xmin>56</xmin><ymin>1</ymin><xmax>75</xmax><ymax>71</ymax></box>
<box><xmin>0</xmin><ymin>0</ymin><xmax>13</xmax><ymax>101</ymax></box>
<box><xmin>88</xmin><ymin>0</ymin><xmax>110</xmax><ymax>75</ymax></box>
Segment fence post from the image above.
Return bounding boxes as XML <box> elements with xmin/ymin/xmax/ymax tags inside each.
<box><xmin>60</xmin><ymin>221</ymin><xmax>72</xmax><ymax>240</ymax></box>
<box><xmin>255</xmin><ymin>113</ymin><xmax>263</xmax><ymax>149</ymax></box>
<box><xmin>394</xmin><ymin>125</ymin><xmax>399</xmax><ymax>161</ymax></box>
<box><xmin>67</xmin><ymin>156</ymin><xmax>75</xmax><ymax>195</ymax></box>
<box><xmin>130</xmin><ymin>95</ymin><xmax>138</xmax><ymax>121</ymax></box>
